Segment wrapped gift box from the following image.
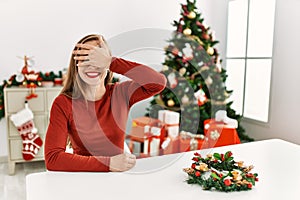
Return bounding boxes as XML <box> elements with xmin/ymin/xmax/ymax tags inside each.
<box><xmin>179</xmin><ymin>131</ymin><xmax>208</xmax><ymax>152</ymax></box>
<box><xmin>158</xmin><ymin>110</ymin><xmax>180</xmax><ymax>139</ymax></box>
<box><xmin>162</xmin><ymin>137</ymin><xmax>180</xmax><ymax>155</ymax></box>
<box><xmin>130</xmin><ymin>116</ymin><xmax>164</xmax><ymax>142</ymax></box>
<box><xmin>204</xmin><ymin>119</ymin><xmax>241</xmax><ymax>148</ymax></box>
<box><xmin>129</xmin><ymin>116</ymin><xmax>165</xmax><ymax>157</ymax></box>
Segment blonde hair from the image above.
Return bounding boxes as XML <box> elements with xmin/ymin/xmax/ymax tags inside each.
<box><xmin>61</xmin><ymin>34</ymin><xmax>113</xmax><ymax>99</ymax></box>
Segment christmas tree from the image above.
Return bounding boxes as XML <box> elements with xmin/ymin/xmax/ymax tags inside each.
<box><xmin>146</xmin><ymin>0</ymin><xmax>253</xmax><ymax>142</ymax></box>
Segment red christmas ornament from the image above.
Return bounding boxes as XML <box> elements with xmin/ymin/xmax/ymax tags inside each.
<box><xmin>196</xmin><ymin>21</ymin><xmax>205</xmax><ymax>30</ymax></box>
<box><xmin>178</xmin><ymin>25</ymin><xmax>183</xmax><ymax>33</ymax></box>
<box><xmin>247</xmin><ymin>183</ymin><xmax>252</xmax><ymax>189</ymax></box>
<box><xmin>182</xmin><ymin>55</ymin><xmax>193</xmax><ymax>63</ymax></box>
<box><xmin>172</xmin><ymin>48</ymin><xmax>179</xmax><ymax>56</ymax></box>
<box><xmin>202</xmin><ymin>33</ymin><xmax>210</xmax><ymax>40</ymax></box>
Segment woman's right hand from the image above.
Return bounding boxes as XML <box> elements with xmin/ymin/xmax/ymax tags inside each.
<box><xmin>74</xmin><ymin>36</ymin><xmax>112</xmax><ymax>70</ymax></box>
<box><xmin>109</xmin><ymin>153</ymin><xmax>136</xmax><ymax>172</ymax></box>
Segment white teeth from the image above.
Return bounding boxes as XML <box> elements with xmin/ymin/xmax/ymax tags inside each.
<box><xmin>86</xmin><ymin>72</ymin><xmax>100</xmax><ymax>77</ymax></box>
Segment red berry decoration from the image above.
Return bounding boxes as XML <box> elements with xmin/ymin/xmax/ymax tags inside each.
<box><xmin>195</xmin><ymin>171</ymin><xmax>201</xmax><ymax>177</ymax></box>
<box><xmin>224</xmin><ymin>179</ymin><xmax>232</xmax><ymax>186</ymax></box>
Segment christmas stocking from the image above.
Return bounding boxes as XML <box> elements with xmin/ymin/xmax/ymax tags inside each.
<box><xmin>10</xmin><ymin>101</ymin><xmax>43</xmax><ymax>161</ymax></box>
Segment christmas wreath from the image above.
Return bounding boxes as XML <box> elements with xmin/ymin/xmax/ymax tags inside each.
<box><xmin>183</xmin><ymin>151</ymin><xmax>259</xmax><ymax>192</ymax></box>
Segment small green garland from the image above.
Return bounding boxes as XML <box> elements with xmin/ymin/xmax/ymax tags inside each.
<box><xmin>183</xmin><ymin>151</ymin><xmax>259</xmax><ymax>192</ymax></box>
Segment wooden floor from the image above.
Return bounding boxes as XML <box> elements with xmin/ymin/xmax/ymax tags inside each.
<box><xmin>0</xmin><ymin>161</ymin><xmax>46</xmax><ymax>200</ymax></box>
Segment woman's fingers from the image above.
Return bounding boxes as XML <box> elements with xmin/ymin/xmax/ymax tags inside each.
<box><xmin>75</xmin><ymin>43</ymin><xmax>95</xmax><ymax>50</ymax></box>
<box><xmin>74</xmin><ymin>55</ymin><xmax>89</xmax><ymax>61</ymax></box>
<box><xmin>126</xmin><ymin>154</ymin><xmax>136</xmax><ymax>165</ymax></box>
<box><xmin>72</xmin><ymin>49</ymin><xmax>90</xmax><ymax>55</ymax></box>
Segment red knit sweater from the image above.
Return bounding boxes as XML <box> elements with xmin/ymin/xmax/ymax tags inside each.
<box><xmin>44</xmin><ymin>58</ymin><xmax>166</xmax><ymax>172</ymax></box>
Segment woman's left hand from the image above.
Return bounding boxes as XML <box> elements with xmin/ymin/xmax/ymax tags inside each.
<box><xmin>73</xmin><ymin>36</ymin><xmax>112</xmax><ymax>70</ymax></box>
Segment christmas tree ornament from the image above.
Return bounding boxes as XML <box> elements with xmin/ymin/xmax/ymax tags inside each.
<box><xmin>167</xmin><ymin>99</ymin><xmax>175</xmax><ymax>107</ymax></box>
<box><xmin>182</xmin><ymin>5</ymin><xmax>188</xmax><ymax>13</ymax></box>
<box><xmin>202</xmin><ymin>33</ymin><xmax>210</xmax><ymax>40</ymax></box>
<box><xmin>183</xmin><ymin>43</ymin><xmax>193</xmax><ymax>58</ymax></box>
<box><xmin>9</xmin><ymin>101</ymin><xmax>43</xmax><ymax>161</ymax></box>
<box><xmin>187</xmin><ymin>11</ymin><xmax>196</xmax><ymax>19</ymax></box>
<box><xmin>167</xmin><ymin>72</ymin><xmax>178</xmax><ymax>88</ymax></box>
<box><xmin>179</xmin><ymin>67</ymin><xmax>186</xmax><ymax>76</ymax></box>
<box><xmin>178</xmin><ymin>24</ymin><xmax>183</xmax><ymax>33</ymax></box>
<box><xmin>172</xmin><ymin>47</ymin><xmax>179</xmax><ymax>56</ymax></box>
<box><xmin>183</xmin><ymin>28</ymin><xmax>192</xmax><ymax>36</ymax></box>
<box><xmin>162</xmin><ymin>65</ymin><xmax>169</xmax><ymax>71</ymax></box>
<box><xmin>194</xmin><ymin>88</ymin><xmax>207</xmax><ymax>106</ymax></box>
<box><xmin>199</xmin><ymin>65</ymin><xmax>210</xmax><ymax>73</ymax></box>
<box><xmin>15</xmin><ymin>73</ymin><xmax>25</xmax><ymax>83</ymax></box>
<box><xmin>181</xmin><ymin>94</ymin><xmax>189</xmax><ymax>104</ymax></box>
<box><xmin>206</xmin><ymin>47</ymin><xmax>214</xmax><ymax>55</ymax></box>
<box><xmin>182</xmin><ymin>56</ymin><xmax>193</xmax><ymax>63</ymax></box>
<box><xmin>205</xmin><ymin>76</ymin><xmax>213</xmax><ymax>85</ymax></box>
<box><xmin>196</xmin><ymin>21</ymin><xmax>205</xmax><ymax>30</ymax></box>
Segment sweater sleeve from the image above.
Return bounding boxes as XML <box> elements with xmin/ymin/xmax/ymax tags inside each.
<box><xmin>109</xmin><ymin>57</ymin><xmax>167</xmax><ymax>107</ymax></box>
<box><xmin>44</xmin><ymin>96</ymin><xmax>110</xmax><ymax>172</ymax></box>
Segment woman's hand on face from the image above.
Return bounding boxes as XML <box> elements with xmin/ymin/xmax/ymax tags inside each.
<box><xmin>109</xmin><ymin>153</ymin><xmax>136</xmax><ymax>172</ymax></box>
<box><xmin>73</xmin><ymin>36</ymin><xmax>112</xmax><ymax>71</ymax></box>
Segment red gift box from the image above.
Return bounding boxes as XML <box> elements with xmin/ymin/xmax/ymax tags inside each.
<box><xmin>162</xmin><ymin>137</ymin><xmax>180</xmax><ymax>155</ymax></box>
<box><xmin>129</xmin><ymin>116</ymin><xmax>165</xmax><ymax>157</ymax></box>
<box><xmin>130</xmin><ymin>116</ymin><xmax>165</xmax><ymax>142</ymax></box>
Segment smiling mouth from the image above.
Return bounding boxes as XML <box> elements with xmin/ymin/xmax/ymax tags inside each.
<box><xmin>85</xmin><ymin>72</ymin><xmax>101</xmax><ymax>78</ymax></box>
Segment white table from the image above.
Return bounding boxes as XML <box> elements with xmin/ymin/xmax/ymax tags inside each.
<box><xmin>26</xmin><ymin>139</ymin><xmax>300</xmax><ymax>200</ymax></box>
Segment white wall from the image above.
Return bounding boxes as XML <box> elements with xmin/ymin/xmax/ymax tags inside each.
<box><xmin>0</xmin><ymin>0</ymin><xmax>221</xmax><ymax>157</ymax></box>
<box><xmin>241</xmin><ymin>0</ymin><xmax>300</xmax><ymax>145</ymax></box>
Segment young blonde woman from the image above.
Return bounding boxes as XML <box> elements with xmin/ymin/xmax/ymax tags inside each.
<box><xmin>44</xmin><ymin>34</ymin><xmax>166</xmax><ymax>172</ymax></box>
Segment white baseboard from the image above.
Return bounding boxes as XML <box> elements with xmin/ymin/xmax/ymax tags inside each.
<box><xmin>0</xmin><ymin>156</ymin><xmax>8</xmax><ymax>163</ymax></box>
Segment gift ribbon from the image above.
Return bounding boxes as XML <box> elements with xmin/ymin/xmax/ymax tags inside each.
<box><xmin>144</xmin><ymin>133</ymin><xmax>161</xmax><ymax>154</ymax></box>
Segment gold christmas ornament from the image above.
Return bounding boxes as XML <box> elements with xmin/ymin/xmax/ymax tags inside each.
<box><xmin>207</xmin><ymin>46</ymin><xmax>214</xmax><ymax>55</ymax></box>
<box><xmin>162</xmin><ymin>65</ymin><xmax>169</xmax><ymax>71</ymax></box>
<box><xmin>167</xmin><ymin>99</ymin><xmax>175</xmax><ymax>107</ymax></box>
<box><xmin>187</xmin><ymin>11</ymin><xmax>196</xmax><ymax>19</ymax></box>
<box><xmin>179</xmin><ymin>67</ymin><xmax>186</xmax><ymax>76</ymax></box>
<box><xmin>183</xmin><ymin>28</ymin><xmax>192</xmax><ymax>36</ymax></box>
<box><xmin>199</xmin><ymin>65</ymin><xmax>210</xmax><ymax>73</ymax></box>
